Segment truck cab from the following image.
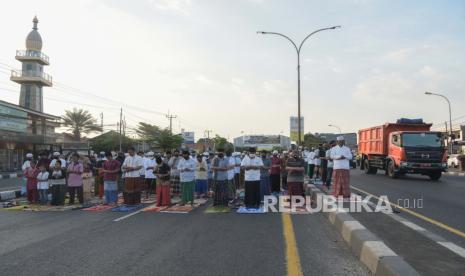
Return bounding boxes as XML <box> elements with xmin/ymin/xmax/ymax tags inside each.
<box><xmin>387</xmin><ymin>131</ymin><xmax>447</xmax><ymax>179</ymax></box>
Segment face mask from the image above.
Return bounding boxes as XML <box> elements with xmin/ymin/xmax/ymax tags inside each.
<box><xmin>184</xmin><ymin>156</ymin><xmax>189</xmax><ymax>160</ymax></box>
<box><xmin>250</xmin><ymin>154</ymin><xmax>256</xmax><ymax>158</ymax></box>
<box><xmin>218</xmin><ymin>153</ymin><xmax>224</xmax><ymax>158</ymax></box>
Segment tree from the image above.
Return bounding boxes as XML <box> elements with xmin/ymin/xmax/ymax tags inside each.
<box><xmin>89</xmin><ymin>131</ymin><xmax>133</xmax><ymax>153</ymax></box>
<box><xmin>62</xmin><ymin>108</ymin><xmax>102</xmax><ymax>140</ymax></box>
<box><xmin>212</xmin><ymin>135</ymin><xmax>233</xmax><ymax>151</ymax></box>
<box><xmin>135</xmin><ymin>122</ymin><xmax>182</xmax><ymax>151</ymax></box>
<box><xmin>303</xmin><ymin>133</ymin><xmax>325</xmax><ymax>148</ymax></box>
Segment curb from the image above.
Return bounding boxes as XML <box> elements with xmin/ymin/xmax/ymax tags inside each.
<box><xmin>443</xmin><ymin>171</ymin><xmax>465</xmax><ymax>177</ymax></box>
<box><xmin>0</xmin><ymin>189</ymin><xmax>22</xmax><ymax>201</ymax></box>
<box><xmin>306</xmin><ymin>184</ymin><xmax>420</xmax><ymax>276</ymax></box>
<box><xmin>0</xmin><ymin>172</ymin><xmax>23</xmax><ymax>180</ymax></box>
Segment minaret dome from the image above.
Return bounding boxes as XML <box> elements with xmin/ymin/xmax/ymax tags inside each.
<box><xmin>26</xmin><ymin>16</ymin><xmax>42</xmax><ymax>51</ymax></box>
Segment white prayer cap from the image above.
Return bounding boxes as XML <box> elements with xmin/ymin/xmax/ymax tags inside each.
<box><xmin>147</xmin><ymin>151</ymin><xmax>154</xmax><ymax>156</ymax></box>
<box><xmin>272</xmin><ymin>150</ymin><xmax>278</xmax><ymax>154</ymax></box>
<box><xmin>99</xmin><ymin>151</ymin><xmax>105</xmax><ymax>155</ymax></box>
<box><xmin>203</xmin><ymin>152</ymin><xmax>209</xmax><ymax>157</ymax></box>
<box><xmin>26</xmin><ymin>153</ymin><xmax>33</xmax><ymax>158</ymax></box>
<box><xmin>53</xmin><ymin>151</ymin><xmax>60</xmax><ymax>156</ymax></box>
<box><xmin>336</xmin><ymin>136</ymin><xmax>345</xmax><ymax>141</ymax></box>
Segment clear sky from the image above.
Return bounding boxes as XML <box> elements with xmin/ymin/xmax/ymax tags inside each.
<box><xmin>0</xmin><ymin>0</ymin><xmax>464</xmax><ymax>141</ymax></box>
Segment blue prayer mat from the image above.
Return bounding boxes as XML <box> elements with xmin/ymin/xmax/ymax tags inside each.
<box><xmin>236</xmin><ymin>206</ymin><xmax>266</xmax><ymax>214</ymax></box>
<box><xmin>111</xmin><ymin>204</ymin><xmax>144</xmax><ymax>212</ymax></box>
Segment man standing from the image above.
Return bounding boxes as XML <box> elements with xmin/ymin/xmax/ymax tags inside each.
<box><xmin>330</xmin><ymin>136</ymin><xmax>353</xmax><ymax>199</ymax></box>
<box><xmin>37</xmin><ymin>151</ymin><xmax>51</xmax><ymax>171</ymax></box>
<box><xmin>307</xmin><ymin>149</ymin><xmax>315</xmax><ymax>179</ymax></box>
<box><xmin>21</xmin><ymin>153</ymin><xmax>33</xmax><ymax>196</ymax></box>
<box><xmin>234</xmin><ymin>152</ymin><xmax>242</xmax><ymax>190</ymax></box>
<box><xmin>178</xmin><ymin>150</ymin><xmax>196</xmax><ymax>205</ymax></box>
<box><xmin>259</xmin><ymin>150</ymin><xmax>271</xmax><ymax>202</ymax></box>
<box><xmin>144</xmin><ymin>151</ymin><xmax>157</xmax><ymax>198</ymax></box>
<box><xmin>102</xmin><ymin>152</ymin><xmax>121</xmax><ymax>205</ymax></box>
<box><xmin>286</xmin><ymin>150</ymin><xmax>306</xmax><ymax>207</ymax></box>
<box><xmin>325</xmin><ymin>141</ymin><xmax>336</xmax><ymax>190</ymax></box>
<box><xmin>211</xmin><ymin>148</ymin><xmax>229</xmax><ymax>206</ymax></box>
<box><xmin>122</xmin><ymin>147</ymin><xmax>144</xmax><ymax>205</ymax></box>
<box><xmin>270</xmin><ymin>150</ymin><xmax>282</xmax><ymax>195</ymax></box>
<box><xmin>226</xmin><ymin>150</ymin><xmax>236</xmax><ymax>201</ymax></box>
<box><xmin>241</xmin><ymin>148</ymin><xmax>263</xmax><ymax>209</ymax></box>
<box><xmin>168</xmin><ymin>150</ymin><xmax>182</xmax><ymax>198</ymax></box>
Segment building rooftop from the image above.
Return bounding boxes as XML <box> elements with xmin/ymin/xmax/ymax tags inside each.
<box><xmin>0</xmin><ymin>99</ymin><xmax>60</xmax><ymax>120</ymax></box>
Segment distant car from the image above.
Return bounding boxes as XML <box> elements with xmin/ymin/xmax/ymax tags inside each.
<box><xmin>447</xmin><ymin>154</ymin><xmax>459</xmax><ymax>168</ymax></box>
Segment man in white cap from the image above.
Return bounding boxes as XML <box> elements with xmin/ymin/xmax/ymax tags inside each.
<box><xmin>50</xmin><ymin>152</ymin><xmax>67</xmax><ymax>169</ymax></box>
<box><xmin>144</xmin><ymin>151</ymin><xmax>157</xmax><ymax>198</ymax></box>
<box><xmin>329</xmin><ymin>136</ymin><xmax>353</xmax><ymax>199</ymax></box>
<box><xmin>22</xmin><ymin>153</ymin><xmax>33</xmax><ymax>172</ymax></box>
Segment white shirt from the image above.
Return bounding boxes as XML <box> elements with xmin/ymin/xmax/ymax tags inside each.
<box><xmin>50</xmin><ymin>158</ymin><xmax>67</xmax><ymax>169</ymax></box>
<box><xmin>139</xmin><ymin>156</ymin><xmax>146</xmax><ymax>176</ymax></box>
<box><xmin>227</xmin><ymin>156</ymin><xmax>235</xmax><ymax>180</ymax></box>
<box><xmin>122</xmin><ymin>155</ymin><xmax>144</xmax><ymax>178</ymax></box>
<box><xmin>234</xmin><ymin>156</ymin><xmax>241</xmax><ymax>174</ymax></box>
<box><xmin>307</xmin><ymin>152</ymin><xmax>315</xmax><ymax>164</ymax></box>
<box><xmin>22</xmin><ymin>160</ymin><xmax>31</xmax><ymax>172</ymax></box>
<box><xmin>330</xmin><ymin>145</ymin><xmax>353</xmax><ymax>170</ymax></box>
<box><xmin>144</xmin><ymin>158</ymin><xmax>157</xmax><ymax>179</ymax></box>
<box><xmin>178</xmin><ymin>157</ymin><xmax>197</xmax><ymax>182</ymax></box>
<box><xmin>37</xmin><ymin>171</ymin><xmax>49</xmax><ymax>190</ymax></box>
<box><xmin>241</xmin><ymin>155</ymin><xmax>264</xmax><ymax>181</ymax></box>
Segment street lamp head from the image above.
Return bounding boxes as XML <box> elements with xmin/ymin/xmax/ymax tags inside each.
<box><xmin>425</xmin><ymin>91</ymin><xmax>432</xmax><ymax>95</ymax></box>
<box><xmin>257</xmin><ymin>31</ymin><xmax>267</xmax><ymax>34</ymax></box>
<box><xmin>328</xmin><ymin>124</ymin><xmax>333</xmax><ymax>127</ymax></box>
<box><xmin>331</xmin><ymin>25</ymin><xmax>341</xmax><ymax>29</ymax></box>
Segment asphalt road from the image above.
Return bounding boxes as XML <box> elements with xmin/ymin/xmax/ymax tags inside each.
<box><xmin>0</xmin><ymin>204</ymin><xmax>369</xmax><ymax>276</ymax></box>
<box><xmin>349</xmin><ymin>169</ymin><xmax>465</xmax><ymax>248</ymax></box>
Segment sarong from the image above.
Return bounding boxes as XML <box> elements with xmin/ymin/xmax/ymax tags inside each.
<box><xmin>228</xmin><ymin>178</ymin><xmax>236</xmax><ymax>200</ymax></box>
<box><xmin>234</xmin><ymin>173</ymin><xmax>240</xmax><ymax>190</ymax></box>
<box><xmin>145</xmin><ymin>178</ymin><xmax>156</xmax><ymax>195</ymax></box>
<box><xmin>213</xmin><ymin>180</ymin><xmax>228</xmax><ymax>206</ymax></box>
<box><xmin>195</xmin><ymin>179</ymin><xmax>208</xmax><ymax>194</ymax></box>
<box><xmin>332</xmin><ymin>169</ymin><xmax>350</xmax><ymax>198</ymax></box>
<box><xmin>244</xmin><ymin>180</ymin><xmax>260</xmax><ymax>208</ymax></box>
<box><xmin>270</xmin><ymin>174</ymin><xmax>281</xmax><ymax>193</ymax></box>
<box><xmin>170</xmin><ymin>175</ymin><xmax>181</xmax><ymax>196</ymax></box>
<box><xmin>181</xmin><ymin>181</ymin><xmax>195</xmax><ymax>204</ymax></box>
<box><xmin>156</xmin><ymin>179</ymin><xmax>171</xmax><ymax>206</ymax></box>
<box><xmin>124</xmin><ymin>177</ymin><xmax>142</xmax><ymax>205</ymax></box>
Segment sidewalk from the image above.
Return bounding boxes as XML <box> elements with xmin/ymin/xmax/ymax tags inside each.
<box><xmin>444</xmin><ymin>168</ymin><xmax>465</xmax><ymax>177</ymax></box>
<box><xmin>0</xmin><ymin>171</ymin><xmax>23</xmax><ymax>179</ymax></box>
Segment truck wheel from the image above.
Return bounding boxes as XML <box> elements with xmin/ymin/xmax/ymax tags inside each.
<box><xmin>387</xmin><ymin>161</ymin><xmax>398</xmax><ymax>179</ymax></box>
<box><xmin>428</xmin><ymin>171</ymin><xmax>442</xmax><ymax>181</ymax></box>
<box><xmin>364</xmin><ymin>159</ymin><xmax>377</xmax><ymax>174</ymax></box>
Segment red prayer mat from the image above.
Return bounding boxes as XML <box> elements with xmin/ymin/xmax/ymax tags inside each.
<box><xmin>82</xmin><ymin>205</ymin><xmax>114</xmax><ymax>212</ymax></box>
<box><xmin>142</xmin><ymin>205</ymin><xmax>168</xmax><ymax>212</ymax></box>
<box><xmin>161</xmin><ymin>204</ymin><xmax>194</xmax><ymax>214</ymax></box>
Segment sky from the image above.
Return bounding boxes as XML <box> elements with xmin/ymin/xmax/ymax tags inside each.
<box><xmin>0</xmin><ymin>0</ymin><xmax>464</xmax><ymax>141</ymax></box>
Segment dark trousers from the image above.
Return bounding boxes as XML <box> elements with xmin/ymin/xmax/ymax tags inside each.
<box><xmin>51</xmin><ymin>185</ymin><xmax>66</xmax><ymax>206</ymax></box>
<box><xmin>308</xmin><ymin>164</ymin><xmax>315</xmax><ymax>178</ymax></box>
<box><xmin>68</xmin><ymin>186</ymin><xmax>83</xmax><ymax>204</ymax></box>
<box><xmin>270</xmin><ymin>174</ymin><xmax>281</xmax><ymax>193</ymax></box>
<box><xmin>326</xmin><ymin>168</ymin><xmax>333</xmax><ymax>187</ymax></box>
<box><xmin>281</xmin><ymin>175</ymin><xmax>287</xmax><ymax>190</ymax></box>
<box><xmin>244</xmin><ymin>181</ymin><xmax>260</xmax><ymax>208</ymax></box>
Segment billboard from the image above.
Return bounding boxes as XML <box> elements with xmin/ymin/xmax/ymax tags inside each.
<box><xmin>290</xmin><ymin>116</ymin><xmax>304</xmax><ymax>142</ymax></box>
<box><xmin>181</xmin><ymin>131</ymin><xmax>195</xmax><ymax>145</ymax></box>
<box><xmin>243</xmin><ymin>135</ymin><xmax>281</xmax><ymax>145</ymax></box>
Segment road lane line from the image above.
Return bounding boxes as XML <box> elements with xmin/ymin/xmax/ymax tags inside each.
<box><xmin>351</xmin><ymin>185</ymin><xmax>465</xmax><ymax>240</ymax></box>
<box><xmin>282</xmin><ymin>213</ymin><xmax>303</xmax><ymax>276</ymax></box>
<box><xmin>437</xmin><ymin>242</ymin><xmax>465</xmax><ymax>258</ymax></box>
<box><xmin>113</xmin><ymin>210</ymin><xmax>143</xmax><ymax>222</ymax></box>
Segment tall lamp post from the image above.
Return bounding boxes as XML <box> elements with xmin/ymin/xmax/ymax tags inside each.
<box><xmin>257</xmin><ymin>26</ymin><xmax>341</xmax><ymax>145</ymax></box>
<box><xmin>425</xmin><ymin>91</ymin><xmax>453</xmax><ymax>154</ymax></box>
<box><xmin>328</xmin><ymin>124</ymin><xmax>342</xmax><ymax>134</ymax></box>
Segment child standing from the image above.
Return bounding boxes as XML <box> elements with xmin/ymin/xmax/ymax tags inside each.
<box><xmin>25</xmin><ymin>160</ymin><xmax>39</xmax><ymax>203</ymax></box>
<box><xmin>37</xmin><ymin>165</ymin><xmax>50</xmax><ymax>205</ymax></box>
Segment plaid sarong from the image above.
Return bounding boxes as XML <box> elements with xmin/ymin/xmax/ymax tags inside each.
<box><xmin>181</xmin><ymin>181</ymin><xmax>195</xmax><ymax>204</ymax></box>
<box><xmin>214</xmin><ymin>180</ymin><xmax>228</xmax><ymax>206</ymax></box>
<box><xmin>124</xmin><ymin>177</ymin><xmax>143</xmax><ymax>205</ymax></box>
<box><xmin>332</xmin><ymin>169</ymin><xmax>350</xmax><ymax>198</ymax></box>
<box><xmin>170</xmin><ymin>175</ymin><xmax>181</xmax><ymax>196</ymax></box>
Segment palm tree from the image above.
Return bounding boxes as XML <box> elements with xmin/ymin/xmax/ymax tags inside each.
<box><xmin>62</xmin><ymin>108</ymin><xmax>102</xmax><ymax>140</ymax></box>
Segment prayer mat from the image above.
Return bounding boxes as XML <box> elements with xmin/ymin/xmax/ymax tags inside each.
<box><xmin>161</xmin><ymin>204</ymin><xmax>194</xmax><ymax>214</ymax></box>
<box><xmin>44</xmin><ymin>205</ymin><xmax>76</xmax><ymax>212</ymax></box>
<box><xmin>204</xmin><ymin>206</ymin><xmax>230</xmax><ymax>213</ymax></box>
<box><xmin>171</xmin><ymin>197</ymin><xmax>181</xmax><ymax>205</ymax></box>
<box><xmin>82</xmin><ymin>205</ymin><xmax>114</xmax><ymax>212</ymax></box>
<box><xmin>142</xmin><ymin>205</ymin><xmax>168</xmax><ymax>213</ymax></box>
<box><xmin>111</xmin><ymin>204</ymin><xmax>144</xmax><ymax>212</ymax></box>
<box><xmin>236</xmin><ymin>206</ymin><xmax>266</xmax><ymax>214</ymax></box>
<box><xmin>193</xmin><ymin>198</ymin><xmax>208</xmax><ymax>206</ymax></box>
<box><xmin>141</xmin><ymin>196</ymin><xmax>157</xmax><ymax>204</ymax></box>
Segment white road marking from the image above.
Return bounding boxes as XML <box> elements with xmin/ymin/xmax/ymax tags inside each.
<box><xmin>113</xmin><ymin>210</ymin><xmax>143</xmax><ymax>222</ymax></box>
<box><xmin>437</xmin><ymin>242</ymin><xmax>465</xmax><ymax>258</ymax></box>
<box><xmin>401</xmin><ymin>220</ymin><xmax>426</xmax><ymax>232</ymax></box>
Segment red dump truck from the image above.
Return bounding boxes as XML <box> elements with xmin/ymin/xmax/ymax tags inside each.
<box><xmin>358</xmin><ymin>119</ymin><xmax>447</xmax><ymax>180</ymax></box>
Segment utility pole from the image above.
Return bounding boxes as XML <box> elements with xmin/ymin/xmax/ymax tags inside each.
<box><xmin>166</xmin><ymin>112</ymin><xmax>177</xmax><ymax>134</ymax></box>
<box><xmin>204</xmin><ymin>130</ymin><xmax>212</xmax><ymax>151</ymax></box>
<box><xmin>119</xmin><ymin>108</ymin><xmax>122</xmax><ymax>152</ymax></box>
<box><xmin>100</xmin><ymin>112</ymin><xmax>104</xmax><ymax>132</ymax></box>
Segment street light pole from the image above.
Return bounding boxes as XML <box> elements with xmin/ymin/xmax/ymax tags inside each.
<box><xmin>425</xmin><ymin>91</ymin><xmax>453</xmax><ymax>154</ymax></box>
<box><xmin>328</xmin><ymin>124</ymin><xmax>342</xmax><ymax>134</ymax></box>
<box><xmin>257</xmin><ymin>26</ymin><xmax>341</xmax><ymax>146</ymax></box>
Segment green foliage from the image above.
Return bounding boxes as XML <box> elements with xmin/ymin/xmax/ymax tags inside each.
<box><xmin>212</xmin><ymin>135</ymin><xmax>233</xmax><ymax>151</ymax></box>
<box><xmin>303</xmin><ymin>133</ymin><xmax>325</xmax><ymax>148</ymax></box>
<box><xmin>89</xmin><ymin>131</ymin><xmax>133</xmax><ymax>153</ymax></box>
<box><xmin>135</xmin><ymin>122</ymin><xmax>182</xmax><ymax>151</ymax></box>
<box><xmin>62</xmin><ymin>108</ymin><xmax>102</xmax><ymax>140</ymax></box>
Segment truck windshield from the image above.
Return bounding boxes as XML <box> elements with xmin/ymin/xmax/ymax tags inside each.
<box><xmin>401</xmin><ymin>133</ymin><xmax>442</xmax><ymax>147</ymax></box>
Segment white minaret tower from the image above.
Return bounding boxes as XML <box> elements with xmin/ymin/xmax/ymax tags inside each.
<box><xmin>10</xmin><ymin>16</ymin><xmax>52</xmax><ymax>112</ymax></box>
